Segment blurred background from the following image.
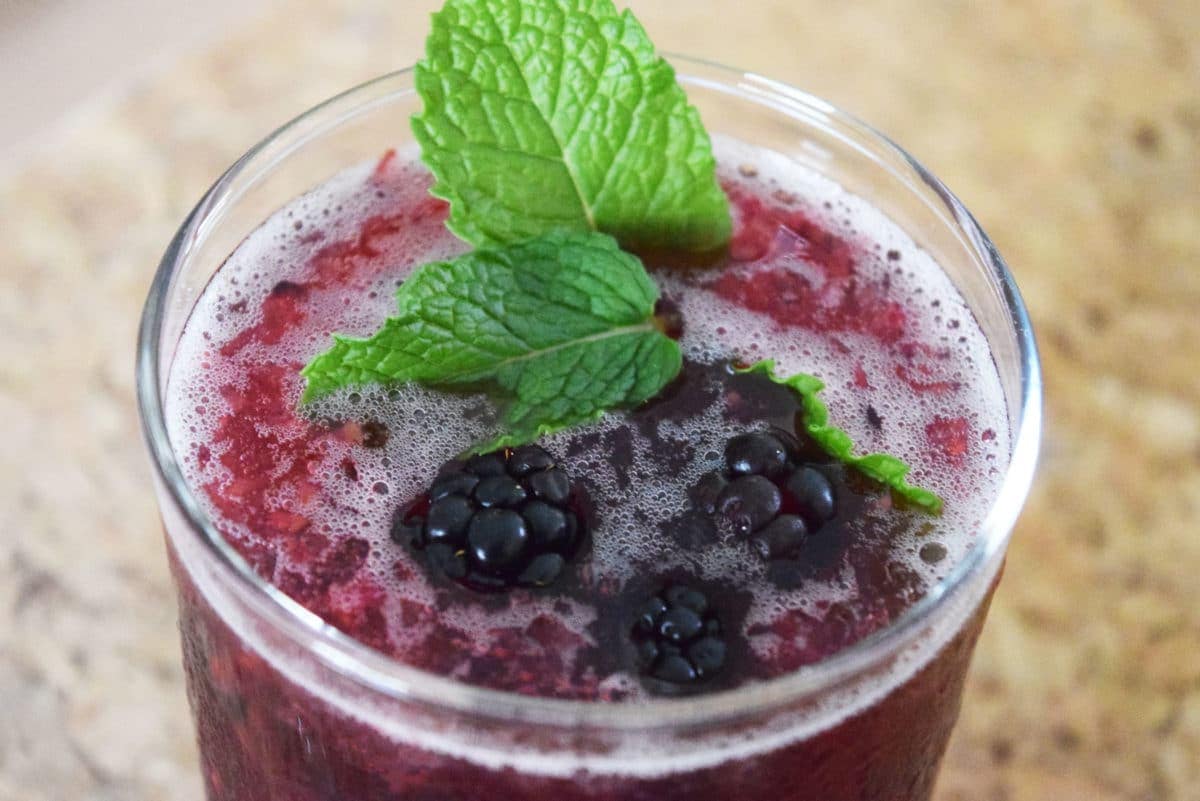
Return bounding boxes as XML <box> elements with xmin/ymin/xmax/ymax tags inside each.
<box><xmin>0</xmin><ymin>1</ymin><xmax>1197</xmax><ymax>800</ymax></box>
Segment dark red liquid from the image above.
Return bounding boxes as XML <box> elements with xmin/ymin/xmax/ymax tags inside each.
<box><xmin>176</xmin><ymin>551</ymin><xmax>995</xmax><ymax>800</ymax></box>
<box><xmin>167</xmin><ymin>150</ymin><xmax>1002</xmax><ymax>800</ymax></box>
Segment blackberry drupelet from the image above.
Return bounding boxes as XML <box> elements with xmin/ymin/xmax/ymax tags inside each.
<box><xmin>785</xmin><ymin>465</ymin><xmax>836</xmax><ymax>529</ymax></box>
<box><xmin>717</xmin><ymin>475</ymin><xmax>782</xmax><ymax>534</ymax></box>
<box><xmin>632</xmin><ymin>584</ymin><xmax>726</xmax><ymax>688</ymax></box>
<box><xmin>392</xmin><ymin>444</ymin><xmax>583</xmax><ymax>592</ymax></box>
<box><xmin>724</xmin><ymin>431</ymin><xmax>789</xmax><ymax>477</ymax></box>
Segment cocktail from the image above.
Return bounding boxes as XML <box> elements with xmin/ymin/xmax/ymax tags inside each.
<box><xmin>137</xmin><ymin>3</ymin><xmax>1041</xmax><ymax>799</ymax></box>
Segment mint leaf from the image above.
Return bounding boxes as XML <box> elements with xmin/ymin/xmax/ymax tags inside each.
<box><xmin>301</xmin><ymin>231</ymin><xmax>681</xmax><ymax>451</ymax></box>
<box><xmin>736</xmin><ymin>360</ymin><xmax>944</xmax><ymax>514</ymax></box>
<box><xmin>412</xmin><ymin>0</ymin><xmax>731</xmax><ymax>253</ymax></box>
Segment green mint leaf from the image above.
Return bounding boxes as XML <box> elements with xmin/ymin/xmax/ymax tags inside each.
<box><xmin>412</xmin><ymin>0</ymin><xmax>731</xmax><ymax>253</ymax></box>
<box><xmin>735</xmin><ymin>360</ymin><xmax>944</xmax><ymax>514</ymax></box>
<box><xmin>301</xmin><ymin>231</ymin><xmax>682</xmax><ymax>451</ymax></box>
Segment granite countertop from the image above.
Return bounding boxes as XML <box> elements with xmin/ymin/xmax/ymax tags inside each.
<box><xmin>1</xmin><ymin>1</ymin><xmax>1197</xmax><ymax>799</ymax></box>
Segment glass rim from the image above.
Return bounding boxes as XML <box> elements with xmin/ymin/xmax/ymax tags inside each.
<box><xmin>136</xmin><ymin>55</ymin><xmax>1043</xmax><ymax>731</ymax></box>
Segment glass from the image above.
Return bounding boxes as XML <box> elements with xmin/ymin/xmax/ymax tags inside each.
<box><xmin>137</xmin><ymin>57</ymin><xmax>1041</xmax><ymax>801</ymax></box>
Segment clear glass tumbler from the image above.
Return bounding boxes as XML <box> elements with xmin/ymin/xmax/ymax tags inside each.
<box><xmin>137</xmin><ymin>57</ymin><xmax>1041</xmax><ymax>801</ymax></box>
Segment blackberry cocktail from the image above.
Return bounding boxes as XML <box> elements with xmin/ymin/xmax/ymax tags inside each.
<box><xmin>138</xmin><ymin>3</ymin><xmax>1040</xmax><ymax>799</ymax></box>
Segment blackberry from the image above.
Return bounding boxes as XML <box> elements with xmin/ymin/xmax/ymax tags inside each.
<box><xmin>395</xmin><ymin>445</ymin><xmax>584</xmax><ymax>591</ymax></box>
<box><xmin>632</xmin><ymin>584</ymin><xmax>726</xmax><ymax>688</ymax></box>
<box><xmin>681</xmin><ymin>427</ymin><xmax>842</xmax><ymax>562</ymax></box>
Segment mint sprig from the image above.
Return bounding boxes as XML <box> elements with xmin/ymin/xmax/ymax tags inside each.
<box><xmin>301</xmin><ymin>232</ymin><xmax>681</xmax><ymax>451</ymax></box>
<box><xmin>736</xmin><ymin>360</ymin><xmax>944</xmax><ymax>514</ymax></box>
<box><xmin>413</xmin><ymin>0</ymin><xmax>731</xmax><ymax>253</ymax></box>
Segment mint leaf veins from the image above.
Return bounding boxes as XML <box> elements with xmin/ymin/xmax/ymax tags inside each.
<box><xmin>301</xmin><ymin>232</ymin><xmax>681</xmax><ymax>451</ymax></box>
<box><xmin>412</xmin><ymin>0</ymin><xmax>731</xmax><ymax>253</ymax></box>
<box><xmin>736</xmin><ymin>360</ymin><xmax>944</xmax><ymax>514</ymax></box>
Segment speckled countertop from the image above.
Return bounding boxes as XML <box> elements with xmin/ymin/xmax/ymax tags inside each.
<box><xmin>1</xmin><ymin>1</ymin><xmax>1197</xmax><ymax>799</ymax></box>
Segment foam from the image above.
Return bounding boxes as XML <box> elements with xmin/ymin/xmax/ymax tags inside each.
<box><xmin>165</xmin><ymin>139</ymin><xmax>1011</xmax><ymax>777</ymax></box>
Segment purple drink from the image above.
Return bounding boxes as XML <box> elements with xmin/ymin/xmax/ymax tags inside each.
<box><xmin>139</xmin><ymin>60</ymin><xmax>1041</xmax><ymax>801</ymax></box>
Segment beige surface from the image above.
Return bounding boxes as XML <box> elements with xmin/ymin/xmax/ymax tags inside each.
<box><xmin>1</xmin><ymin>1</ymin><xmax>1198</xmax><ymax>799</ymax></box>
<box><xmin>0</xmin><ymin>0</ymin><xmax>267</xmax><ymax>170</ymax></box>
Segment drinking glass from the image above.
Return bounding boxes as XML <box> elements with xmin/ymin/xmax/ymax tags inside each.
<box><xmin>137</xmin><ymin>57</ymin><xmax>1042</xmax><ymax>801</ymax></box>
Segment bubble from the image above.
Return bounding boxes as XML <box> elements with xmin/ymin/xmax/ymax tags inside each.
<box><xmin>919</xmin><ymin>542</ymin><xmax>948</xmax><ymax>564</ymax></box>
